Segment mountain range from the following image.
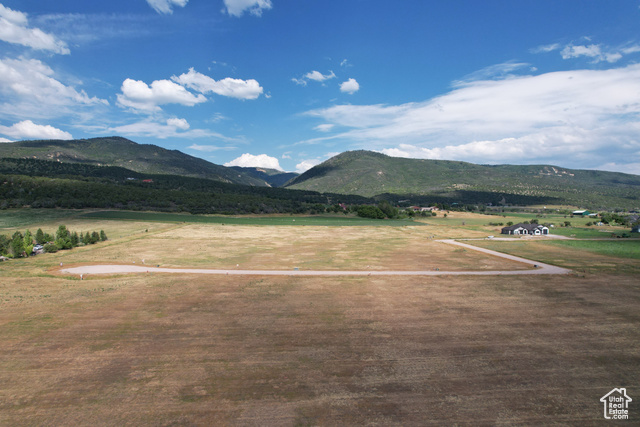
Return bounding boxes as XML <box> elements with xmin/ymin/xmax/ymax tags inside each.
<box><xmin>1</xmin><ymin>137</ymin><xmax>639</xmax><ymax>209</ymax></box>
<box><xmin>285</xmin><ymin>151</ymin><xmax>640</xmax><ymax>209</ymax></box>
<box><xmin>0</xmin><ymin>137</ymin><xmax>272</xmax><ymax>186</ymax></box>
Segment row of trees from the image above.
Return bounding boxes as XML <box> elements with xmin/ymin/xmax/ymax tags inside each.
<box><xmin>599</xmin><ymin>212</ymin><xmax>639</xmax><ymax>226</ymax></box>
<box><xmin>0</xmin><ymin>225</ymin><xmax>107</xmax><ymax>258</ymax></box>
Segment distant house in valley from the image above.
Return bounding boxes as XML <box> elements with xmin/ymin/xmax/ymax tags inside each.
<box><xmin>410</xmin><ymin>206</ymin><xmax>438</xmax><ymax>212</ymax></box>
<box><xmin>572</xmin><ymin>210</ymin><xmax>590</xmax><ymax>216</ymax></box>
<box><xmin>501</xmin><ymin>223</ymin><xmax>549</xmax><ymax>236</ymax></box>
<box><xmin>142</xmin><ymin>179</ymin><xmax>154</xmax><ymax>183</ymax></box>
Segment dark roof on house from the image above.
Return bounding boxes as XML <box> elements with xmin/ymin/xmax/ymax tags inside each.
<box><xmin>501</xmin><ymin>223</ymin><xmax>548</xmax><ymax>232</ymax></box>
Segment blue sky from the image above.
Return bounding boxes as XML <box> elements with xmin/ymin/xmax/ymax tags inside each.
<box><xmin>1</xmin><ymin>1</ymin><xmax>640</xmax><ymax>175</ymax></box>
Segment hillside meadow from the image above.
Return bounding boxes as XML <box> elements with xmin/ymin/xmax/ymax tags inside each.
<box><xmin>1</xmin><ymin>210</ymin><xmax>638</xmax><ymax>425</ymax></box>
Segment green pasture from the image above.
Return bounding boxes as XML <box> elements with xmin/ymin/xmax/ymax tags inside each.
<box><xmin>0</xmin><ymin>209</ymin><xmax>84</xmax><ymax>229</ymax></box>
<box><xmin>80</xmin><ymin>210</ymin><xmax>421</xmax><ymax>227</ymax></box>
<box><xmin>470</xmin><ymin>238</ymin><xmax>640</xmax><ymax>276</ymax></box>
<box><xmin>548</xmin><ymin>239</ymin><xmax>640</xmax><ymax>259</ymax></box>
<box><xmin>549</xmin><ymin>226</ymin><xmax>618</xmax><ymax>238</ymax></box>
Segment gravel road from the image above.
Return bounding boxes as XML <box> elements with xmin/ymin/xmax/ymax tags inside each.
<box><xmin>61</xmin><ymin>239</ymin><xmax>571</xmax><ymax>277</ymax></box>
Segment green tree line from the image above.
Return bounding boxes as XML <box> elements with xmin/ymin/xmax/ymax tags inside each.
<box><xmin>0</xmin><ymin>158</ymin><xmax>369</xmax><ymax>215</ymax></box>
<box><xmin>0</xmin><ymin>225</ymin><xmax>107</xmax><ymax>258</ymax></box>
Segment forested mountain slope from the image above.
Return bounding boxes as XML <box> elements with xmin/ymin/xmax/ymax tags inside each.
<box><xmin>0</xmin><ymin>158</ymin><xmax>368</xmax><ymax>214</ymax></box>
<box><xmin>286</xmin><ymin>151</ymin><xmax>640</xmax><ymax>209</ymax></box>
<box><xmin>0</xmin><ymin>137</ymin><xmax>266</xmax><ymax>186</ymax></box>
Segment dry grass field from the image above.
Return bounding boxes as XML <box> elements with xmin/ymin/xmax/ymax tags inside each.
<box><xmin>53</xmin><ymin>223</ymin><xmax>530</xmax><ymax>272</ymax></box>
<box><xmin>1</xmin><ymin>212</ymin><xmax>639</xmax><ymax>425</ymax></box>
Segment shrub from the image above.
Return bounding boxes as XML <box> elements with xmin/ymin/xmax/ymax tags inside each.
<box><xmin>356</xmin><ymin>205</ymin><xmax>386</xmax><ymax>219</ymax></box>
<box><xmin>43</xmin><ymin>242</ymin><xmax>59</xmax><ymax>253</ymax></box>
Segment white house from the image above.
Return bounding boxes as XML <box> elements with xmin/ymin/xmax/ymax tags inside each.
<box><xmin>501</xmin><ymin>223</ymin><xmax>549</xmax><ymax>235</ymax></box>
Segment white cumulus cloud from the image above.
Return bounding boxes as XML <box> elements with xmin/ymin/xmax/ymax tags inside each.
<box><xmin>0</xmin><ymin>57</ymin><xmax>107</xmax><ymax>119</ymax></box>
<box><xmin>560</xmin><ymin>44</ymin><xmax>619</xmax><ymax>62</ymax></box>
<box><xmin>225</xmin><ymin>153</ymin><xmax>283</xmax><ymax>170</ymax></box>
<box><xmin>295</xmin><ymin>159</ymin><xmax>321</xmax><ymax>174</ymax></box>
<box><xmin>305</xmin><ymin>70</ymin><xmax>336</xmax><ymax>82</ymax></box>
<box><xmin>0</xmin><ymin>4</ymin><xmax>69</xmax><ymax>54</ymax></box>
<box><xmin>0</xmin><ymin>120</ymin><xmax>72</xmax><ymax>140</ymax></box>
<box><xmin>304</xmin><ymin>63</ymin><xmax>640</xmax><ymax>171</ymax></box>
<box><xmin>535</xmin><ymin>39</ymin><xmax>640</xmax><ymax>64</ymax></box>
<box><xmin>340</xmin><ymin>78</ymin><xmax>360</xmax><ymax>94</ymax></box>
<box><xmin>146</xmin><ymin>0</ymin><xmax>188</xmax><ymax>14</ymax></box>
<box><xmin>293</xmin><ymin>70</ymin><xmax>337</xmax><ymax>86</ymax></box>
<box><xmin>109</xmin><ymin>118</ymin><xmax>230</xmax><ymax>140</ymax></box>
<box><xmin>117</xmin><ymin>78</ymin><xmax>206</xmax><ymax>111</ymax></box>
<box><xmin>224</xmin><ymin>0</ymin><xmax>272</xmax><ymax>17</ymax></box>
<box><xmin>172</xmin><ymin>68</ymin><xmax>263</xmax><ymax>100</ymax></box>
<box><xmin>166</xmin><ymin>117</ymin><xmax>190</xmax><ymax>130</ymax></box>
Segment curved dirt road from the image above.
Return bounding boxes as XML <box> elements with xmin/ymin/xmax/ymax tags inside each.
<box><xmin>61</xmin><ymin>239</ymin><xmax>571</xmax><ymax>277</ymax></box>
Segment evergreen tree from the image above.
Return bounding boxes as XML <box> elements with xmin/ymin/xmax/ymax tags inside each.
<box><xmin>55</xmin><ymin>225</ymin><xmax>72</xmax><ymax>249</ymax></box>
<box><xmin>11</xmin><ymin>231</ymin><xmax>25</xmax><ymax>258</ymax></box>
<box><xmin>23</xmin><ymin>230</ymin><xmax>34</xmax><ymax>256</ymax></box>
<box><xmin>0</xmin><ymin>234</ymin><xmax>10</xmax><ymax>256</ymax></box>
<box><xmin>83</xmin><ymin>232</ymin><xmax>91</xmax><ymax>245</ymax></box>
<box><xmin>70</xmin><ymin>231</ymin><xmax>79</xmax><ymax>247</ymax></box>
<box><xmin>100</xmin><ymin>230</ymin><xmax>108</xmax><ymax>241</ymax></box>
<box><xmin>35</xmin><ymin>228</ymin><xmax>45</xmax><ymax>245</ymax></box>
<box><xmin>377</xmin><ymin>201</ymin><xmax>398</xmax><ymax>219</ymax></box>
<box><xmin>90</xmin><ymin>231</ymin><xmax>100</xmax><ymax>244</ymax></box>
<box><xmin>56</xmin><ymin>225</ymin><xmax>70</xmax><ymax>241</ymax></box>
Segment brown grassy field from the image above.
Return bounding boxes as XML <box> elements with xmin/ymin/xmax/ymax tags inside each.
<box><xmin>1</xmin><ymin>213</ymin><xmax>638</xmax><ymax>425</ymax></box>
<box><xmin>51</xmin><ymin>223</ymin><xmax>530</xmax><ymax>272</ymax></box>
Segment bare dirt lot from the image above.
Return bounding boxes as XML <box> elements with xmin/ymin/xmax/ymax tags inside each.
<box><xmin>1</xmin><ymin>217</ymin><xmax>639</xmax><ymax>425</ymax></box>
